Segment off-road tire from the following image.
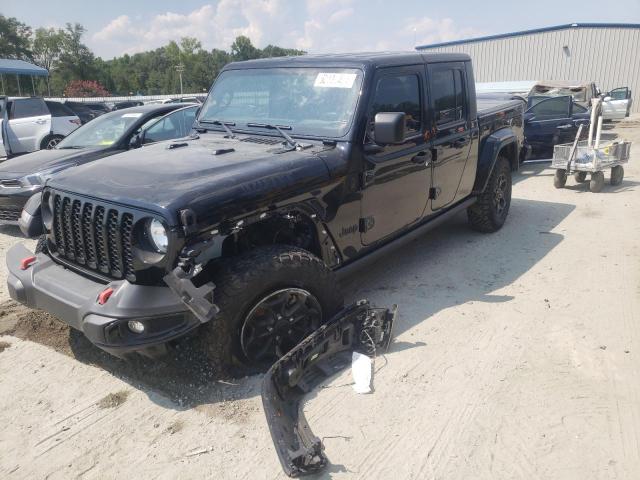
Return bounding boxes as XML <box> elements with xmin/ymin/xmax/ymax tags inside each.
<box><xmin>35</xmin><ymin>235</ymin><xmax>47</xmax><ymax>254</ymax></box>
<box><xmin>610</xmin><ymin>165</ymin><xmax>624</xmax><ymax>186</ymax></box>
<box><xmin>554</xmin><ymin>169</ymin><xmax>567</xmax><ymax>188</ymax></box>
<box><xmin>574</xmin><ymin>171</ymin><xmax>588</xmax><ymax>183</ymax></box>
<box><xmin>590</xmin><ymin>171</ymin><xmax>605</xmax><ymax>193</ymax></box>
<box><xmin>467</xmin><ymin>156</ymin><xmax>512</xmax><ymax>233</ymax></box>
<box><xmin>197</xmin><ymin>245</ymin><xmax>343</xmax><ymax>374</ymax></box>
<box><xmin>40</xmin><ymin>135</ymin><xmax>64</xmax><ymax>150</ymax></box>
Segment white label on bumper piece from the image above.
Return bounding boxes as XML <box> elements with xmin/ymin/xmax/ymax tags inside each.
<box><xmin>314</xmin><ymin>73</ymin><xmax>357</xmax><ymax>89</ymax></box>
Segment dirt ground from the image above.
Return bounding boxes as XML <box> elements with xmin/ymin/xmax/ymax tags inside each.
<box><xmin>1</xmin><ymin>117</ymin><xmax>639</xmax><ymax>479</ymax></box>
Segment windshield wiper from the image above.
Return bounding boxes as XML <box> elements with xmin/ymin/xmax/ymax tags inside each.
<box><xmin>199</xmin><ymin>119</ymin><xmax>236</xmax><ymax>138</ymax></box>
<box><xmin>245</xmin><ymin>122</ymin><xmax>303</xmax><ymax>150</ymax></box>
<box><xmin>57</xmin><ymin>145</ymin><xmax>84</xmax><ymax>149</ymax></box>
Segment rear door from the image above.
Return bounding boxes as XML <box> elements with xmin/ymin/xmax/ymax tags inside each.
<box><xmin>6</xmin><ymin>98</ymin><xmax>52</xmax><ymax>153</ymax></box>
<box><xmin>428</xmin><ymin>62</ymin><xmax>472</xmax><ymax>210</ymax></box>
<box><xmin>360</xmin><ymin>67</ymin><xmax>431</xmax><ymax>245</ymax></box>
<box><xmin>602</xmin><ymin>87</ymin><xmax>631</xmax><ymax>120</ymax></box>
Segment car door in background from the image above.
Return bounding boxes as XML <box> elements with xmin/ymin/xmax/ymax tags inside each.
<box><xmin>142</xmin><ymin>106</ymin><xmax>198</xmax><ymax>144</ymax></box>
<box><xmin>602</xmin><ymin>87</ymin><xmax>632</xmax><ymax>120</ymax></box>
<box><xmin>427</xmin><ymin>62</ymin><xmax>472</xmax><ymax>210</ymax></box>
<box><xmin>45</xmin><ymin>101</ymin><xmax>81</xmax><ymax>138</ymax></box>
<box><xmin>524</xmin><ymin>96</ymin><xmax>582</xmax><ymax>156</ymax></box>
<box><xmin>6</xmin><ymin>98</ymin><xmax>52</xmax><ymax>154</ymax></box>
<box><xmin>360</xmin><ymin>68</ymin><xmax>431</xmax><ymax>246</ymax></box>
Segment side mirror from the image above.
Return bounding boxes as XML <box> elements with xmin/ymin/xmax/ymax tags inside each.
<box><xmin>373</xmin><ymin>112</ymin><xmax>406</xmax><ymax>145</ymax></box>
<box><xmin>129</xmin><ymin>133</ymin><xmax>142</xmax><ymax>149</ymax></box>
<box><xmin>603</xmin><ymin>96</ymin><xmax>612</xmax><ymax>102</ymax></box>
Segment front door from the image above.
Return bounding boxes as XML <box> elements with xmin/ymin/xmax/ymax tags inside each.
<box><xmin>602</xmin><ymin>87</ymin><xmax>631</xmax><ymax>120</ymax></box>
<box><xmin>428</xmin><ymin>62</ymin><xmax>472</xmax><ymax>210</ymax></box>
<box><xmin>524</xmin><ymin>96</ymin><xmax>575</xmax><ymax>156</ymax></box>
<box><xmin>360</xmin><ymin>68</ymin><xmax>431</xmax><ymax>246</ymax></box>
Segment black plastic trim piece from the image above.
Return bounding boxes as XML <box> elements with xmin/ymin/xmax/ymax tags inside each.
<box><xmin>262</xmin><ymin>300</ymin><xmax>396</xmax><ymax>477</ymax></box>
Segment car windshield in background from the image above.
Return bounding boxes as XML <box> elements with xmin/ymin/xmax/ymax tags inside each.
<box><xmin>199</xmin><ymin>67</ymin><xmax>364</xmax><ymax>138</ymax></box>
<box><xmin>56</xmin><ymin>111</ymin><xmax>143</xmax><ymax>149</ymax></box>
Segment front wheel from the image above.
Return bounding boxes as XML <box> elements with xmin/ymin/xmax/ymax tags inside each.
<box><xmin>467</xmin><ymin>156</ymin><xmax>512</xmax><ymax>233</ymax></box>
<box><xmin>554</xmin><ymin>169</ymin><xmax>567</xmax><ymax>188</ymax></box>
<box><xmin>198</xmin><ymin>245</ymin><xmax>343</xmax><ymax>372</ymax></box>
<box><xmin>574</xmin><ymin>171</ymin><xmax>588</xmax><ymax>183</ymax></box>
<box><xmin>590</xmin><ymin>171</ymin><xmax>605</xmax><ymax>193</ymax></box>
<box><xmin>610</xmin><ymin>165</ymin><xmax>624</xmax><ymax>186</ymax></box>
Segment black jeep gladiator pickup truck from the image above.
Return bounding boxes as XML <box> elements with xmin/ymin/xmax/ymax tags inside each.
<box><xmin>7</xmin><ymin>52</ymin><xmax>523</xmax><ymax>368</ymax></box>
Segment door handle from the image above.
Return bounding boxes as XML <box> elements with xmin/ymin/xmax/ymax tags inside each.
<box><xmin>556</xmin><ymin>124</ymin><xmax>573</xmax><ymax>129</ymax></box>
<box><xmin>411</xmin><ymin>150</ymin><xmax>432</xmax><ymax>165</ymax></box>
<box><xmin>35</xmin><ymin>119</ymin><xmax>47</xmax><ymax>125</ymax></box>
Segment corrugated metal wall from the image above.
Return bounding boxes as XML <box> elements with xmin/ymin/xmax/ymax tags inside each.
<box><xmin>419</xmin><ymin>26</ymin><xmax>640</xmax><ymax>112</ymax></box>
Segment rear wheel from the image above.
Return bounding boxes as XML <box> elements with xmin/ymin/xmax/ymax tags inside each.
<box><xmin>198</xmin><ymin>245</ymin><xmax>343</xmax><ymax>372</ymax></box>
<box><xmin>610</xmin><ymin>165</ymin><xmax>624</xmax><ymax>186</ymax></box>
<box><xmin>467</xmin><ymin>156</ymin><xmax>512</xmax><ymax>233</ymax></box>
<box><xmin>40</xmin><ymin>135</ymin><xmax>64</xmax><ymax>150</ymax></box>
<box><xmin>554</xmin><ymin>169</ymin><xmax>567</xmax><ymax>188</ymax></box>
<box><xmin>574</xmin><ymin>171</ymin><xmax>588</xmax><ymax>183</ymax></box>
<box><xmin>590</xmin><ymin>171</ymin><xmax>605</xmax><ymax>193</ymax></box>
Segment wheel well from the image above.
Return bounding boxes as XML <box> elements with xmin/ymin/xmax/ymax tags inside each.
<box><xmin>220</xmin><ymin>212</ymin><xmax>323</xmax><ymax>260</ymax></box>
<box><xmin>498</xmin><ymin>142</ymin><xmax>518</xmax><ymax>171</ymax></box>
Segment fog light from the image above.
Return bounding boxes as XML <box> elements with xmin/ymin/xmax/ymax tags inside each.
<box><xmin>127</xmin><ymin>320</ymin><xmax>145</xmax><ymax>334</ymax></box>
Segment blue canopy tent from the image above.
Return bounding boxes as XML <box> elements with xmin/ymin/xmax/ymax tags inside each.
<box><xmin>0</xmin><ymin>59</ymin><xmax>50</xmax><ymax>96</ymax></box>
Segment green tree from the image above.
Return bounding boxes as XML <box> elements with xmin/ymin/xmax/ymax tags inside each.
<box><xmin>0</xmin><ymin>15</ymin><xmax>32</xmax><ymax>60</ymax></box>
<box><xmin>230</xmin><ymin>35</ymin><xmax>260</xmax><ymax>61</ymax></box>
<box><xmin>32</xmin><ymin>27</ymin><xmax>65</xmax><ymax>71</ymax></box>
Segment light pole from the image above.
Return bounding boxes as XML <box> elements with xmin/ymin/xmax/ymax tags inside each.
<box><xmin>175</xmin><ymin>64</ymin><xmax>185</xmax><ymax>97</ymax></box>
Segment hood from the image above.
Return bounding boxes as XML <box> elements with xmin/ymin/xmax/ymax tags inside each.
<box><xmin>0</xmin><ymin>147</ymin><xmax>103</xmax><ymax>178</ymax></box>
<box><xmin>48</xmin><ymin>134</ymin><xmax>335</xmax><ymax>226</ymax></box>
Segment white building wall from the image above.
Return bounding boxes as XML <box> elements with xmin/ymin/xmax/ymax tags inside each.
<box><xmin>419</xmin><ymin>26</ymin><xmax>640</xmax><ymax>112</ymax></box>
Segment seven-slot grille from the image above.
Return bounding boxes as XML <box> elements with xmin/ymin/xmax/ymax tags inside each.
<box><xmin>50</xmin><ymin>192</ymin><xmax>136</xmax><ymax>282</ymax></box>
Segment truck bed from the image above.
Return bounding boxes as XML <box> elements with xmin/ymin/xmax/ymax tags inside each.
<box><xmin>476</xmin><ymin>97</ymin><xmax>525</xmax><ymax>119</ymax></box>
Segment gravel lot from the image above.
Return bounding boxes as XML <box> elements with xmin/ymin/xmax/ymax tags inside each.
<box><xmin>1</xmin><ymin>116</ymin><xmax>639</xmax><ymax>479</ymax></box>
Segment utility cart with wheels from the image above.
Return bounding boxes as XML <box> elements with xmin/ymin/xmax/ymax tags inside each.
<box><xmin>552</xmin><ymin>139</ymin><xmax>631</xmax><ymax>192</ymax></box>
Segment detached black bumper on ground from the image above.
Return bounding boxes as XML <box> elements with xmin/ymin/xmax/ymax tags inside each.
<box><xmin>6</xmin><ymin>243</ymin><xmax>200</xmax><ymax>356</ymax></box>
<box><xmin>262</xmin><ymin>300</ymin><xmax>396</xmax><ymax>477</ymax></box>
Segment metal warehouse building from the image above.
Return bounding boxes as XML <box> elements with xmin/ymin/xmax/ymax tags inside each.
<box><xmin>416</xmin><ymin>23</ymin><xmax>640</xmax><ymax>113</ymax></box>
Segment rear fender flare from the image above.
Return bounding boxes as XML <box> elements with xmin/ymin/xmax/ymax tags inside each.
<box><xmin>473</xmin><ymin>129</ymin><xmax>519</xmax><ymax>194</ymax></box>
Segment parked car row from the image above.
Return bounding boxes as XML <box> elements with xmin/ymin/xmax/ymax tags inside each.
<box><xmin>0</xmin><ymin>103</ymin><xmax>198</xmax><ymax>226</ymax></box>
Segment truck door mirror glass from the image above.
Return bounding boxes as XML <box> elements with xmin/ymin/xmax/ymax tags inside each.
<box><xmin>373</xmin><ymin>112</ymin><xmax>406</xmax><ymax>145</ymax></box>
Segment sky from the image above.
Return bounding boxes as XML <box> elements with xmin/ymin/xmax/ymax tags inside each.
<box><xmin>3</xmin><ymin>0</ymin><xmax>640</xmax><ymax>59</ymax></box>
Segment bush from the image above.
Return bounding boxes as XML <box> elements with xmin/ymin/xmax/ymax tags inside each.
<box><xmin>63</xmin><ymin>80</ymin><xmax>109</xmax><ymax>97</ymax></box>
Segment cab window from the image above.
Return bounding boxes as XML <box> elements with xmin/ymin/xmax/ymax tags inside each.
<box><xmin>432</xmin><ymin>68</ymin><xmax>466</xmax><ymax>125</ymax></box>
<box><xmin>528</xmin><ymin>96</ymin><xmax>571</xmax><ymax>117</ymax></box>
<box><xmin>369</xmin><ymin>74</ymin><xmax>421</xmax><ymax>136</ymax></box>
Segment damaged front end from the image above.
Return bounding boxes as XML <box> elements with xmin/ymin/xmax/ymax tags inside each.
<box><xmin>262</xmin><ymin>300</ymin><xmax>396</xmax><ymax>477</ymax></box>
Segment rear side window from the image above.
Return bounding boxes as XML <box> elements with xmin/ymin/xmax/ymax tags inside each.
<box><xmin>46</xmin><ymin>101</ymin><xmax>75</xmax><ymax>117</ymax></box>
<box><xmin>370</xmin><ymin>74</ymin><xmax>421</xmax><ymax>135</ymax></box>
<box><xmin>528</xmin><ymin>97</ymin><xmax>571</xmax><ymax>116</ymax></box>
<box><xmin>431</xmin><ymin>68</ymin><xmax>466</xmax><ymax>125</ymax></box>
<box><xmin>11</xmin><ymin>98</ymin><xmax>49</xmax><ymax>119</ymax></box>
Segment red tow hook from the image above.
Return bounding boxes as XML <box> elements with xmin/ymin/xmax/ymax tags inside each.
<box><xmin>97</xmin><ymin>287</ymin><xmax>115</xmax><ymax>305</ymax></box>
<box><xmin>20</xmin><ymin>256</ymin><xmax>37</xmax><ymax>270</ymax></box>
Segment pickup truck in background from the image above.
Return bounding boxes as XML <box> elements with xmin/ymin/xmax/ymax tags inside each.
<box><xmin>7</xmin><ymin>52</ymin><xmax>524</xmax><ymax>370</ymax></box>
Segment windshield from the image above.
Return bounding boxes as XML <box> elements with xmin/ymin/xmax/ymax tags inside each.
<box><xmin>56</xmin><ymin>110</ymin><xmax>143</xmax><ymax>149</ymax></box>
<box><xmin>531</xmin><ymin>85</ymin><xmax>587</xmax><ymax>102</ymax></box>
<box><xmin>198</xmin><ymin>67</ymin><xmax>364</xmax><ymax>138</ymax></box>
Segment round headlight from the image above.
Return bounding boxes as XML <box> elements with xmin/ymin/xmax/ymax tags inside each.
<box><xmin>147</xmin><ymin>219</ymin><xmax>168</xmax><ymax>253</ymax></box>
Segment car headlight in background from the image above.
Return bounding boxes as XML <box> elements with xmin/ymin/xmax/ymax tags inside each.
<box><xmin>147</xmin><ymin>218</ymin><xmax>168</xmax><ymax>253</ymax></box>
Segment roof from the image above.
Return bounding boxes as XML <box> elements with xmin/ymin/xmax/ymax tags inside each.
<box><xmin>0</xmin><ymin>59</ymin><xmax>48</xmax><ymax>76</ymax></box>
<box><xmin>225</xmin><ymin>51</ymin><xmax>470</xmax><ymax>70</ymax></box>
<box><xmin>416</xmin><ymin>23</ymin><xmax>640</xmax><ymax>49</ymax></box>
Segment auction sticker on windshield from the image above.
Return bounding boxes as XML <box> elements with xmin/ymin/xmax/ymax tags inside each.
<box><xmin>314</xmin><ymin>72</ymin><xmax>357</xmax><ymax>89</ymax></box>
<box><xmin>121</xmin><ymin>113</ymin><xmax>143</xmax><ymax>118</ymax></box>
